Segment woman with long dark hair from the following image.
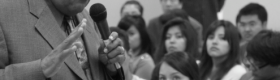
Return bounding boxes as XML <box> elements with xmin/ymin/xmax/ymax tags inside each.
<box><xmin>118</xmin><ymin>15</ymin><xmax>154</xmax><ymax>80</ymax></box>
<box><xmin>156</xmin><ymin>51</ymin><xmax>199</xmax><ymax>80</ymax></box>
<box><xmin>153</xmin><ymin>17</ymin><xmax>199</xmax><ymax>64</ymax></box>
<box><xmin>200</xmin><ymin>20</ymin><xmax>246</xmax><ymax>80</ymax></box>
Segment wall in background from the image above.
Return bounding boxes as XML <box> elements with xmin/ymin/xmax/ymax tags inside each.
<box><xmin>221</xmin><ymin>0</ymin><xmax>280</xmax><ymax>31</ymax></box>
<box><xmin>85</xmin><ymin>0</ymin><xmax>280</xmax><ymax>31</ymax></box>
<box><xmin>85</xmin><ymin>0</ymin><xmax>163</xmax><ymax>27</ymax></box>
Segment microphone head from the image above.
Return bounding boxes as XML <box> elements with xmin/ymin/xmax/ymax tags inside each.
<box><xmin>90</xmin><ymin>3</ymin><xmax>107</xmax><ymax>22</ymax></box>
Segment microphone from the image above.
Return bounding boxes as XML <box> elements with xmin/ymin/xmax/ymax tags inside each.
<box><xmin>90</xmin><ymin>3</ymin><xmax>124</xmax><ymax>79</ymax></box>
<box><xmin>90</xmin><ymin>3</ymin><xmax>110</xmax><ymax>40</ymax></box>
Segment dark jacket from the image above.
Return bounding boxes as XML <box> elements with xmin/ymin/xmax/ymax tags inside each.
<box><xmin>182</xmin><ymin>0</ymin><xmax>225</xmax><ymax>34</ymax></box>
<box><xmin>240</xmin><ymin>66</ymin><xmax>280</xmax><ymax>80</ymax></box>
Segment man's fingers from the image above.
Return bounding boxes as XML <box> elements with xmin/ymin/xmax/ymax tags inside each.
<box><xmin>104</xmin><ymin>32</ymin><xmax>118</xmax><ymax>46</ymax></box>
<box><xmin>99</xmin><ymin>53</ymin><xmax>109</xmax><ymax>64</ymax></box>
<box><xmin>73</xmin><ymin>41</ymin><xmax>84</xmax><ymax>49</ymax></box>
<box><xmin>104</xmin><ymin>38</ymin><xmax>122</xmax><ymax>53</ymax></box>
<box><xmin>108</xmin><ymin>54</ymin><xmax>125</xmax><ymax>64</ymax></box>
<box><xmin>109</xmin><ymin>32</ymin><xmax>118</xmax><ymax>41</ymax></box>
<box><xmin>60</xmin><ymin>19</ymin><xmax>87</xmax><ymax>50</ymax></box>
<box><xmin>61</xmin><ymin>45</ymin><xmax>77</xmax><ymax>59</ymax></box>
<box><xmin>71</xmin><ymin>19</ymin><xmax>87</xmax><ymax>33</ymax></box>
<box><xmin>107</xmin><ymin>46</ymin><xmax>125</xmax><ymax>59</ymax></box>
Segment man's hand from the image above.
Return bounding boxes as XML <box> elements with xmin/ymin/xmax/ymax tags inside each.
<box><xmin>99</xmin><ymin>32</ymin><xmax>126</xmax><ymax>76</ymax></box>
<box><xmin>41</xmin><ymin>19</ymin><xmax>87</xmax><ymax>78</ymax></box>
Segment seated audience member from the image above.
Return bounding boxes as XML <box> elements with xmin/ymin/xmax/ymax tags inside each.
<box><xmin>236</xmin><ymin>3</ymin><xmax>268</xmax><ymax>69</ymax></box>
<box><xmin>118</xmin><ymin>15</ymin><xmax>155</xmax><ymax>80</ymax></box>
<box><xmin>241</xmin><ymin>30</ymin><xmax>280</xmax><ymax>80</ymax></box>
<box><xmin>120</xmin><ymin>0</ymin><xmax>144</xmax><ymax>17</ymax></box>
<box><xmin>147</xmin><ymin>7</ymin><xmax>203</xmax><ymax>53</ymax></box>
<box><xmin>159</xmin><ymin>9</ymin><xmax>203</xmax><ymax>55</ymax></box>
<box><xmin>200</xmin><ymin>20</ymin><xmax>246</xmax><ymax>80</ymax></box>
<box><xmin>154</xmin><ymin>51</ymin><xmax>199</xmax><ymax>80</ymax></box>
<box><xmin>153</xmin><ymin>18</ymin><xmax>199</xmax><ymax>64</ymax></box>
<box><xmin>147</xmin><ymin>0</ymin><xmax>182</xmax><ymax>47</ymax></box>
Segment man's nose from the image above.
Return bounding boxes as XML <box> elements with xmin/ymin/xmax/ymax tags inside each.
<box><xmin>244</xmin><ymin>26</ymin><xmax>252</xmax><ymax>32</ymax></box>
<box><xmin>165</xmin><ymin>0</ymin><xmax>172</xmax><ymax>5</ymax></box>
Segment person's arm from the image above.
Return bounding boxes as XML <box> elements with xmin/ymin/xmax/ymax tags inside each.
<box><xmin>0</xmin><ymin>25</ymin><xmax>46</xmax><ymax>80</ymax></box>
<box><xmin>223</xmin><ymin>65</ymin><xmax>247</xmax><ymax>80</ymax></box>
<box><xmin>147</xmin><ymin>18</ymin><xmax>159</xmax><ymax>51</ymax></box>
<box><xmin>188</xmin><ymin>16</ymin><xmax>204</xmax><ymax>54</ymax></box>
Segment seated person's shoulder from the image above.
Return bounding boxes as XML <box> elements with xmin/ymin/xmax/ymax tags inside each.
<box><xmin>230</xmin><ymin>65</ymin><xmax>247</xmax><ymax>74</ymax></box>
<box><xmin>138</xmin><ymin>53</ymin><xmax>154</xmax><ymax>65</ymax></box>
<box><xmin>140</xmin><ymin>53</ymin><xmax>153</xmax><ymax>60</ymax></box>
<box><xmin>223</xmin><ymin>65</ymin><xmax>247</xmax><ymax>80</ymax></box>
<box><xmin>188</xmin><ymin>16</ymin><xmax>203</xmax><ymax>29</ymax></box>
<box><xmin>148</xmin><ymin>17</ymin><xmax>160</xmax><ymax>24</ymax></box>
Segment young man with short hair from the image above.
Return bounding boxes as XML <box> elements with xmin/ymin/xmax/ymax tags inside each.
<box><xmin>236</xmin><ymin>3</ymin><xmax>268</xmax><ymax>67</ymax></box>
<box><xmin>237</xmin><ymin>3</ymin><xmax>269</xmax><ymax>80</ymax></box>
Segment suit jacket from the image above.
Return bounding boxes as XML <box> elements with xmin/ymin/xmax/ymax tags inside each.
<box><xmin>0</xmin><ymin>0</ymin><xmax>114</xmax><ymax>80</ymax></box>
<box><xmin>182</xmin><ymin>0</ymin><xmax>225</xmax><ymax>34</ymax></box>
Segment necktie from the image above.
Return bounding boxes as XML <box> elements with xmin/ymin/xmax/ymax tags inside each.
<box><xmin>64</xmin><ymin>16</ymin><xmax>92</xmax><ymax>80</ymax></box>
<box><xmin>65</xmin><ymin>16</ymin><xmax>89</xmax><ymax>69</ymax></box>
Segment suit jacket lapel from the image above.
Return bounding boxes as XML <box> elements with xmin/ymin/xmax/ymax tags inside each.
<box><xmin>76</xmin><ymin>12</ymin><xmax>106</xmax><ymax>80</ymax></box>
<box><xmin>29</xmin><ymin>0</ymin><xmax>87</xmax><ymax>79</ymax></box>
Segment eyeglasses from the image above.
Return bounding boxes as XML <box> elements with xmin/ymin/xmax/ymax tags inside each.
<box><xmin>246</xmin><ymin>57</ymin><xmax>268</xmax><ymax>71</ymax></box>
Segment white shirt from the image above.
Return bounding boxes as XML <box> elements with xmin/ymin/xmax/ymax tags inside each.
<box><xmin>222</xmin><ymin>65</ymin><xmax>247</xmax><ymax>80</ymax></box>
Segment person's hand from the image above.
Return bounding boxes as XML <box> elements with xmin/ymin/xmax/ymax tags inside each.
<box><xmin>99</xmin><ymin>32</ymin><xmax>126</xmax><ymax>76</ymax></box>
<box><xmin>41</xmin><ymin>19</ymin><xmax>87</xmax><ymax>78</ymax></box>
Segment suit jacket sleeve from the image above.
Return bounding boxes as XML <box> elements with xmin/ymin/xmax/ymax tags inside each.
<box><xmin>147</xmin><ymin>18</ymin><xmax>160</xmax><ymax>54</ymax></box>
<box><xmin>217</xmin><ymin>0</ymin><xmax>225</xmax><ymax>12</ymax></box>
<box><xmin>0</xmin><ymin>25</ymin><xmax>46</xmax><ymax>80</ymax></box>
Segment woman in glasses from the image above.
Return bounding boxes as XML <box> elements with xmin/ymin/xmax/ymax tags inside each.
<box><xmin>199</xmin><ymin>20</ymin><xmax>246</xmax><ymax>80</ymax></box>
<box><xmin>242</xmin><ymin>30</ymin><xmax>280</xmax><ymax>80</ymax></box>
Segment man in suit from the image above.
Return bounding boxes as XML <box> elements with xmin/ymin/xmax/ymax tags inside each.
<box><xmin>0</xmin><ymin>0</ymin><xmax>125</xmax><ymax>80</ymax></box>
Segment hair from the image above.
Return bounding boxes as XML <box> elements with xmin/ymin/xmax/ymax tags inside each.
<box><xmin>236</xmin><ymin>3</ymin><xmax>267</xmax><ymax>23</ymax></box>
<box><xmin>153</xmin><ymin>18</ymin><xmax>198</xmax><ymax>64</ymax></box>
<box><xmin>200</xmin><ymin>20</ymin><xmax>240</xmax><ymax>80</ymax></box>
<box><xmin>120</xmin><ymin>0</ymin><xmax>144</xmax><ymax>16</ymax></box>
<box><xmin>159</xmin><ymin>9</ymin><xmax>190</xmax><ymax>24</ymax></box>
<box><xmin>109</xmin><ymin>27</ymin><xmax>130</xmax><ymax>51</ymax></box>
<box><xmin>247</xmin><ymin>30</ymin><xmax>280</xmax><ymax>66</ymax></box>
<box><xmin>153</xmin><ymin>51</ymin><xmax>199</xmax><ymax>80</ymax></box>
<box><xmin>117</xmin><ymin>15</ymin><xmax>154</xmax><ymax>56</ymax></box>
